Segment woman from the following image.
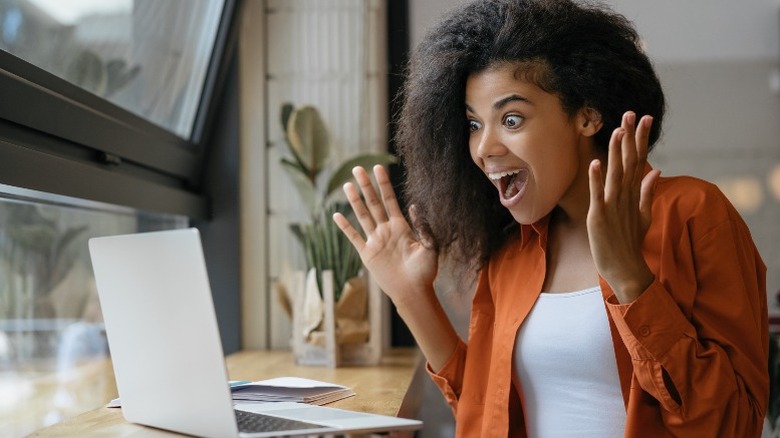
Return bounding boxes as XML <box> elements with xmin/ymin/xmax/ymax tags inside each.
<box><xmin>333</xmin><ymin>0</ymin><xmax>768</xmax><ymax>436</ymax></box>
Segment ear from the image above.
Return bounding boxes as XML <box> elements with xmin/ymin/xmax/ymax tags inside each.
<box><xmin>577</xmin><ymin>107</ymin><xmax>603</xmax><ymax>137</ymax></box>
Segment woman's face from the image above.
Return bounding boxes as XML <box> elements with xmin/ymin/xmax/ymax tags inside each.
<box><xmin>466</xmin><ymin>63</ymin><xmax>598</xmax><ymax>224</ymax></box>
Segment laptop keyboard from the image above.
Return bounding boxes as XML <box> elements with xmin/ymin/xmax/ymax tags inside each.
<box><xmin>234</xmin><ymin>409</ymin><xmax>331</xmax><ymax>433</ymax></box>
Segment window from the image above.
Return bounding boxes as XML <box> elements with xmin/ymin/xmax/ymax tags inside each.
<box><xmin>0</xmin><ymin>0</ymin><xmax>239</xmax><ymax>434</ymax></box>
<box><xmin>0</xmin><ymin>185</ymin><xmax>187</xmax><ymax>436</ymax></box>
<box><xmin>0</xmin><ymin>0</ymin><xmax>238</xmax><ymax>218</ymax></box>
<box><xmin>1</xmin><ymin>0</ymin><xmax>223</xmax><ymax>139</ymax></box>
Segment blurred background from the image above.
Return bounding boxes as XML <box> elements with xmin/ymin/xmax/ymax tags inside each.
<box><xmin>0</xmin><ymin>0</ymin><xmax>778</xmax><ymax>436</ymax></box>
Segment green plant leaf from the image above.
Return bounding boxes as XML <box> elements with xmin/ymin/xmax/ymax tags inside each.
<box><xmin>280</xmin><ymin>102</ymin><xmax>294</xmax><ymax>136</ymax></box>
<box><xmin>290</xmin><ymin>205</ymin><xmax>364</xmax><ymax>301</ymax></box>
<box><xmin>280</xmin><ymin>159</ymin><xmax>318</xmax><ymax>216</ymax></box>
<box><xmin>280</xmin><ymin>156</ymin><xmax>308</xmax><ymax>175</ymax></box>
<box><xmin>289</xmin><ymin>223</ymin><xmax>305</xmax><ymax>246</ymax></box>
<box><xmin>286</xmin><ymin>106</ymin><xmax>331</xmax><ymax>177</ymax></box>
<box><xmin>280</xmin><ymin>103</ymin><xmax>296</xmax><ymax>165</ymax></box>
<box><xmin>325</xmin><ymin>153</ymin><xmax>398</xmax><ymax>198</ymax></box>
<box><xmin>281</xmin><ymin>102</ymin><xmax>316</xmax><ymax>177</ymax></box>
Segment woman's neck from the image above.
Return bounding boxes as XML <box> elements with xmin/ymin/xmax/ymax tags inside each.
<box><xmin>542</xmin><ymin>208</ymin><xmax>598</xmax><ymax>293</ymax></box>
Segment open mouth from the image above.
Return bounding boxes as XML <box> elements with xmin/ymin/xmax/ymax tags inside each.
<box><xmin>489</xmin><ymin>169</ymin><xmax>529</xmax><ymax>204</ymax></box>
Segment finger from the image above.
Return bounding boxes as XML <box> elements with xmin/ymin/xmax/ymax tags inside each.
<box><xmin>352</xmin><ymin>166</ymin><xmax>389</xmax><ymax>224</ymax></box>
<box><xmin>632</xmin><ymin>116</ymin><xmax>653</xmax><ymax>187</ymax></box>
<box><xmin>333</xmin><ymin>212</ymin><xmax>366</xmax><ymax>253</ymax></box>
<box><xmin>588</xmin><ymin>159</ymin><xmax>605</xmax><ymax>214</ymax></box>
<box><xmin>604</xmin><ymin>127</ymin><xmax>625</xmax><ymax>202</ymax></box>
<box><xmin>343</xmin><ymin>181</ymin><xmax>376</xmax><ymax>234</ymax></box>
<box><xmin>373</xmin><ymin>165</ymin><xmax>404</xmax><ymax>219</ymax></box>
<box><xmin>638</xmin><ymin>168</ymin><xmax>661</xmax><ymax>227</ymax></box>
<box><xmin>621</xmin><ymin>111</ymin><xmax>638</xmax><ymax>189</ymax></box>
<box><xmin>409</xmin><ymin>204</ymin><xmax>435</xmax><ymax>250</ymax></box>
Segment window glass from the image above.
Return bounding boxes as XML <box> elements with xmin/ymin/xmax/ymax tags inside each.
<box><xmin>0</xmin><ymin>0</ymin><xmax>224</xmax><ymax>139</ymax></box>
<box><xmin>0</xmin><ymin>184</ymin><xmax>186</xmax><ymax>436</ymax></box>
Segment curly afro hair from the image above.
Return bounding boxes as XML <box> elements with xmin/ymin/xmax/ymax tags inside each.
<box><xmin>395</xmin><ymin>0</ymin><xmax>665</xmax><ymax>268</ymax></box>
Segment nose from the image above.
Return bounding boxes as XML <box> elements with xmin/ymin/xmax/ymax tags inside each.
<box><xmin>472</xmin><ymin>125</ymin><xmax>507</xmax><ymax>160</ymax></box>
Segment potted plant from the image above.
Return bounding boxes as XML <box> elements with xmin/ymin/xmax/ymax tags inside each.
<box><xmin>275</xmin><ymin>103</ymin><xmax>395</xmax><ymax>366</ymax></box>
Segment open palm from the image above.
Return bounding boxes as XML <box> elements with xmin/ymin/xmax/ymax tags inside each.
<box><xmin>333</xmin><ymin>166</ymin><xmax>438</xmax><ymax>305</ymax></box>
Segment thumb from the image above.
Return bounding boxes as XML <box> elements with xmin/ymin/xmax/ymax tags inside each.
<box><xmin>409</xmin><ymin>204</ymin><xmax>436</xmax><ymax>250</ymax></box>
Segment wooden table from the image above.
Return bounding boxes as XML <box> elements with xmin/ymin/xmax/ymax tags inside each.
<box><xmin>28</xmin><ymin>348</ymin><xmax>424</xmax><ymax>437</ymax></box>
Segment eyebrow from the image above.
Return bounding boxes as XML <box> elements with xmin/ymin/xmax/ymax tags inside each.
<box><xmin>493</xmin><ymin>94</ymin><xmax>531</xmax><ymax>109</ymax></box>
<box><xmin>465</xmin><ymin>94</ymin><xmax>532</xmax><ymax>113</ymax></box>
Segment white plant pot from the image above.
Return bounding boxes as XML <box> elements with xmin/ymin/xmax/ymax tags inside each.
<box><xmin>290</xmin><ymin>269</ymin><xmax>384</xmax><ymax>367</ymax></box>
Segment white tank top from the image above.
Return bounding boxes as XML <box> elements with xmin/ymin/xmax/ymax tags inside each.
<box><xmin>512</xmin><ymin>286</ymin><xmax>626</xmax><ymax>437</ymax></box>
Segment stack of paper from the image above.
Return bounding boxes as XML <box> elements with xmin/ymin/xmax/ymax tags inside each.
<box><xmin>229</xmin><ymin>377</ymin><xmax>356</xmax><ymax>406</ymax></box>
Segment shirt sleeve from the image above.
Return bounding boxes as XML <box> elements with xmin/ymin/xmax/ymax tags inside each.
<box><xmin>425</xmin><ymin>263</ymin><xmax>496</xmax><ymax>417</ymax></box>
<box><xmin>426</xmin><ymin>338</ymin><xmax>468</xmax><ymax>413</ymax></box>
<box><xmin>606</xmin><ymin>216</ymin><xmax>768</xmax><ymax>435</ymax></box>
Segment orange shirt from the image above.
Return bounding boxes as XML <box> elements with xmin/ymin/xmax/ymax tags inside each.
<box><xmin>428</xmin><ymin>174</ymin><xmax>768</xmax><ymax>437</ymax></box>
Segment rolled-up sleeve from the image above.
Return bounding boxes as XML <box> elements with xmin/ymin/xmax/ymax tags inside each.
<box><xmin>426</xmin><ymin>338</ymin><xmax>468</xmax><ymax>412</ymax></box>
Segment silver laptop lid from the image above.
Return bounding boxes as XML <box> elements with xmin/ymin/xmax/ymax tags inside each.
<box><xmin>89</xmin><ymin>228</ymin><xmax>238</xmax><ymax>437</ymax></box>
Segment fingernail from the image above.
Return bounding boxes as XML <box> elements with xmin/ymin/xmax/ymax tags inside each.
<box><xmin>626</xmin><ymin>112</ymin><xmax>636</xmax><ymax>125</ymax></box>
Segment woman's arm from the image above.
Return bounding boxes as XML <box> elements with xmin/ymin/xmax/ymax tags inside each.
<box><xmin>333</xmin><ymin>165</ymin><xmax>460</xmax><ymax>372</ymax></box>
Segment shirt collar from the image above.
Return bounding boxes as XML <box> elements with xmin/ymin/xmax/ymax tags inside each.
<box><xmin>519</xmin><ymin>214</ymin><xmax>550</xmax><ymax>250</ymax></box>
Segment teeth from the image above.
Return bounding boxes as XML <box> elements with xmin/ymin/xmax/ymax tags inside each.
<box><xmin>488</xmin><ymin>169</ymin><xmax>521</xmax><ymax>181</ymax></box>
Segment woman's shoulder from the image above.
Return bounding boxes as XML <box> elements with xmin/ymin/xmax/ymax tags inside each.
<box><xmin>654</xmin><ymin>174</ymin><xmax>728</xmax><ymax>207</ymax></box>
<box><xmin>652</xmin><ymin>174</ymin><xmax>745</xmax><ymax>237</ymax></box>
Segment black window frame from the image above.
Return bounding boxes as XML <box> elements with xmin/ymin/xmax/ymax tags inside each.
<box><xmin>0</xmin><ymin>0</ymin><xmax>241</xmax><ymax>219</ymax></box>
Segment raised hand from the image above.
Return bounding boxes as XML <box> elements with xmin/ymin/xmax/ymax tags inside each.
<box><xmin>333</xmin><ymin>165</ymin><xmax>439</xmax><ymax>307</ymax></box>
<box><xmin>587</xmin><ymin>111</ymin><xmax>661</xmax><ymax>303</ymax></box>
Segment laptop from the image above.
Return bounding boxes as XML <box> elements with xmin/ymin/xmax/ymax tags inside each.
<box><xmin>88</xmin><ymin>228</ymin><xmax>422</xmax><ymax>437</ymax></box>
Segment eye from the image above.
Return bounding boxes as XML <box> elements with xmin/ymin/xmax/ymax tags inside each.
<box><xmin>468</xmin><ymin>119</ymin><xmax>482</xmax><ymax>133</ymax></box>
<box><xmin>504</xmin><ymin>114</ymin><xmax>524</xmax><ymax>129</ymax></box>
